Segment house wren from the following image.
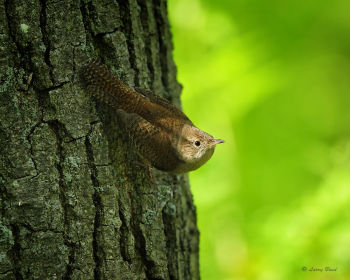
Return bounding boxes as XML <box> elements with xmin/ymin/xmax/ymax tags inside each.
<box><xmin>83</xmin><ymin>61</ymin><xmax>224</xmax><ymax>173</ymax></box>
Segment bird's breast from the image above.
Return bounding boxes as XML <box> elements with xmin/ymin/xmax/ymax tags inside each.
<box><xmin>171</xmin><ymin>147</ymin><xmax>215</xmax><ymax>173</ymax></box>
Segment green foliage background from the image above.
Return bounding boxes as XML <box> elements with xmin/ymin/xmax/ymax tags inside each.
<box><xmin>169</xmin><ymin>0</ymin><xmax>350</xmax><ymax>279</ymax></box>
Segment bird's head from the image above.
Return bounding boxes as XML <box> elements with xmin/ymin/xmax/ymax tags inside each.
<box><xmin>177</xmin><ymin>124</ymin><xmax>224</xmax><ymax>164</ymax></box>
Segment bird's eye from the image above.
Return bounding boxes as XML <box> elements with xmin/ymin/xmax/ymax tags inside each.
<box><xmin>194</xmin><ymin>140</ymin><xmax>201</xmax><ymax>147</ymax></box>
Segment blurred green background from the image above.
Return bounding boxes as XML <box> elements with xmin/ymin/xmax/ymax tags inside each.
<box><xmin>168</xmin><ymin>0</ymin><xmax>350</xmax><ymax>279</ymax></box>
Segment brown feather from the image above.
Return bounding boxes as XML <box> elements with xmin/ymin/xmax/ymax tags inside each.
<box><xmin>116</xmin><ymin>110</ymin><xmax>181</xmax><ymax>171</ymax></box>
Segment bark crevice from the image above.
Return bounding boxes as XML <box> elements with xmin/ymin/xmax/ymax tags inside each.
<box><xmin>47</xmin><ymin>120</ymin><xmax>74</xmax><ymax>279</ymax></box>
<box><xmin>153</xmin><ymin>0</ymin><xmax>169</xmax><ymax>92</ymax></box>
<box><xmin>38</xmin><ymin>0</ymin><xmax>54</xmax><ymax>84</ymax></box>
<box><xmin>79</xmin><ymin>0</ymin><xmax>90</xmax><ymax>42</ymax></box>
<box><xmin>162</xmin><ymin>208</ymin><xmax>178</xmax><ymax>280</ymax></box>
<box><xmin>10</xmin><ymin>224</ymin><xmax>23</xmax><ymax>280</ymax></box>
<box><xmin>0</xmin><ymin>175</ymin><xmax>6</xmax><ymax>217</ymax></box>
<box><xmin>85</xmin><ymin>127</ymin><xmax>103</xmax><ymax>280</ymax></box>
<box><xmin>138</xmin><ymin>0</ymin><xmax>155</xmax><ymax>88</ymax></box>
<box><xmin>26</xmin><ymin>122</ymin><xmax>43</xmax><ymax>180</ymax></box>
<box><xmin>4</xmin><ymin>0</ymin><xmax>23</xmax><ymax>67</ymax></box>
<box><xmin>119</xmin><ymin>0</ymin><xmax>140</xmax><ymax>86</ymax></box>
<box><xmin>117</xmin><ymin>201</ymin><xmax>131</xmax><ymax>263</ymax></box>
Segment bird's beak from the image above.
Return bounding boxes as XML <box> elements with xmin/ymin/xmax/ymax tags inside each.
<box><xmin>211</xmin><ymin>139</ymin><xmax>225</xmax><ymax>146</ymax></box>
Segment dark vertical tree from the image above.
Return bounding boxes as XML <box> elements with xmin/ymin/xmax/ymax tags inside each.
<box><xmin>0</xmin><ymin>0</ymin><xmax>200</xmax><ymax>279</ymax></box>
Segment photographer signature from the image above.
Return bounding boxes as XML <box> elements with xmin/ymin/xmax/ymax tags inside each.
<box><xmin>302</xmin><ymin>266</ymin><xmax>337</xmax><ymax>272</ymax></box>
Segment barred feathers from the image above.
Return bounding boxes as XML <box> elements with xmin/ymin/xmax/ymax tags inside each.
<box><xmin>83</xmin><ymin>60</ymin><xmax>145</xmax><ymax>114</ymax></box>
<box><xmin>82</xmin><ymin>60</ymin><xmax>190</xmax><ymax>126</ymax></box>
<box><xmin>82</xmin><ymin>60</ymin><xmax>182</xmax><ymax>171</ymax></box>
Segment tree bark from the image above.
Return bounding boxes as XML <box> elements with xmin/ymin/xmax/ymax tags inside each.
<box><xmin>0</xmin><ymin>0</ymin><xmax>200</xmax><ymax>279</ymax></box>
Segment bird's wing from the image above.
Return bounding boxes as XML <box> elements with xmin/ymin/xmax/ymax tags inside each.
<box><xmin>117</xmin><ymin>109</ymin><xmax>181</xmax><ymax>172</ymax></box>
<box><xmin>134</xmin><ymin>87</ymin><xmax>191</xmax><ymax>123</ymax></box>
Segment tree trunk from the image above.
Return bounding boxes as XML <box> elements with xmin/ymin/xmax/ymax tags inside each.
<box><xmin>0</xmin><ymin>0</ymin><xmax>200</xmax><ymax>279</ymax></box>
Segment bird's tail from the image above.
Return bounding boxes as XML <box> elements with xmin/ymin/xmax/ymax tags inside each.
<box><xmin>82</xmin><ymin>60</ymin><xmax>140</xmax><ymax>111</ymax></box>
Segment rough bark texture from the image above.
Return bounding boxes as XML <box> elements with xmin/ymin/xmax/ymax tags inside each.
<box><xmin>0</xmin><ymin>0</ymin><xmax>200</xmax><ymax>279</ymax></box>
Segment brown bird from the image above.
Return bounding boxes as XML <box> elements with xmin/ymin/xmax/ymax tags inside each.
<box><xmin>83</xmin><ymin>61</ymin><xmax>224</xmax><ymax>173</ymax></box>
